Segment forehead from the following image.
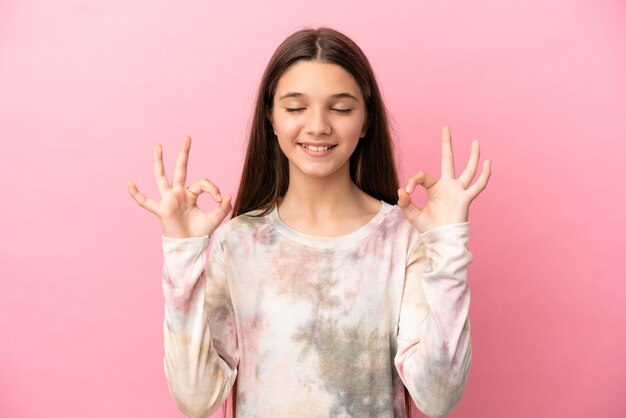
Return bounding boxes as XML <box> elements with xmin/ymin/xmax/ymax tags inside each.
<box><xmin>275</xmin><ymin>60</ymin><xmax>362</xmax><ymax>100</ymax></box>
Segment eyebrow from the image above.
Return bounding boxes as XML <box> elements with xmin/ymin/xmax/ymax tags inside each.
<box><xmin>278</xmin><ymin>92</ymin><xmax>360</xmax><ymax>102</ymax></box>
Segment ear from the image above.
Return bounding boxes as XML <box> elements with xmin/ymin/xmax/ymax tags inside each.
<box><xmin>265</xmin><ymin>107</ymin><xmax>276</xmax><ymax>134</ymax></box>
<box><xmin>360</xmin><ymin>117</ymin><xmax>369</xmax><ymax>138</ymax></box>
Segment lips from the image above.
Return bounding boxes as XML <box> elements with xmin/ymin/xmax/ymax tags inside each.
<box><xmin>298</xmin><ymin>142</ymin><xmax>336</xmax><ymax>147</ymax></box>
<box><xmin>298</xmin><ymin>143</ymin><xmax>337</xmax><ymax>156</ymax></box>
<box><xmin>299</xmin><ymin>143</ymin><xmax>337</xmax><ymax>152</ymax></box>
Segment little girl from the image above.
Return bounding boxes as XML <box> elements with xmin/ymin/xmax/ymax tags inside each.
<box><xmin>127</xmin><ymin>26</ymin><xmax>490</xmax><ymax>418</ymax></box>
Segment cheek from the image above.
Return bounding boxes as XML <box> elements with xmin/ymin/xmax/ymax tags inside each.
<box><xmin>273</xmin><ymin>112</ymin><xmax>301</xmax><ymax>132</ymax></box>
<box><xmin>279</xmin><ymin>118</ymin><xmax>303</xmax><ymax>134</ymax></box>
<box><xmin>336</xmin><ymin>117</ymin><xmax>364</xmax><ymax>136</ymax></box>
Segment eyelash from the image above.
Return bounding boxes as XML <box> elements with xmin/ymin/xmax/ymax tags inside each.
<box><xmin>285</xmin><ymin>108</ymin><xmax>352</xmax><ymax>113</ymax></box>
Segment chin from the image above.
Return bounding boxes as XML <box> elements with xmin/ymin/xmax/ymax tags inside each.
<box><xmin>292</xmin><ymin>162</ymin><xmax>348</xmax><ymax>180</ymax></box>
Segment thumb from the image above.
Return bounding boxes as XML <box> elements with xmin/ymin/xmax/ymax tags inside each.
<box><xmin>215</xmin><ymin>193</ymin><xmax>234</xmax><ymax>216</ymax></box>
<box><xmin>205</xmin><ymin>193</ymin><xmax>233</xmax><ymax>233</ymax></box>
<box><xmin>397</xmin><ymin>187</ymin><xmax>422</xmax><ymax>218</ymax></box>
<box><xmin>220</xmin><ymin>193</ymin><xmax>233</xmax><ymax>209</ymax></box>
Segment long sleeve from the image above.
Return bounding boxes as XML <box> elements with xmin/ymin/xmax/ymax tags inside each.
<box><xmin>161</xmin><ymin>231</ymin><xmax>239</xmax><ymax>418</ymax></box>
<box><xmin>394</xmin><ymin>222</ymin><xmax>473</xmax><ymax>418</ymax></box>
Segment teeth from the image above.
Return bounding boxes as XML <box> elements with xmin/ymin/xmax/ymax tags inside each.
<box><xmin>301</xmin><ymin>144</ymin><xmax>335</xmax><ymax>152</ymax></box>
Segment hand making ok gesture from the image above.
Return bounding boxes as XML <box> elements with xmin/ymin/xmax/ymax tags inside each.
<box><xmin>397</xmin><ymin>126</ymin><xmax>492</xmax><ymax>233</ymax></box>
<box><xmin>126</xmin><ymin>136</ymin><xmax>233</xmax><ymax>238</ymax></box>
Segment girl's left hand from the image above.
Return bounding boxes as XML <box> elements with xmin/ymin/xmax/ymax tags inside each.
<box><xmin>397</xmin><ymin>126</ymin><xmax>492</xmax><ymax>233</ymax></box>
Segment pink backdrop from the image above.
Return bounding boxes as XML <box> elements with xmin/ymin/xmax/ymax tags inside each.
<box><xmin>1</xmin><ymin>0</ymin><xmax>624</xmax><ymax>416</ymax></box>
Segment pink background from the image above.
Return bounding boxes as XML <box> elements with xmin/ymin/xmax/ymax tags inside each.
<box><xmin>1</xmin><ymin>0</ymin><xmax>625</xmax><ymax>416</ymax></box>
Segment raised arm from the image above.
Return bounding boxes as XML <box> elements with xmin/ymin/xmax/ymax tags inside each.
<box><xmin>162</xmin><ymin>230</ymin><xmax>238</xmax><ymax>418</ymax></box>
<box><xmin>127</xmin><ymin>136</ymin><xmax>238</xmax><ymax>417</ymax></box>
<box><xmin>394</xmin><ymin>126</ymin><xmax>489</xmax><ymax>416</ymax></box>
<box><xmin>394</xmin><ymin>222</ymin><xmax>473</xmax><ymax>418</ymax></box>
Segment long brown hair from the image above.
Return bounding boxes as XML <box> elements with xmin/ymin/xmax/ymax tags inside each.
<box><xmin>225</xmin><ymin>26</ymin><xmax>413</xmax><ymax>417</ymax></box>
<box><xmin>231</xmin><ymin>26</ymin><xmax>400</xmax><ymax>218</ymax></box>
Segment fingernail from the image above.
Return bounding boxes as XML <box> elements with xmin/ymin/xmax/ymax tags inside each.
<box><xmin>217</xmin><ymin>194</ymin><xmax>222</xmax><ymax>201</ymax></box>
<box><xmin>405</xmin><ymin>186</ymin><xmax>411</xmax><ymax>194</ymax></box>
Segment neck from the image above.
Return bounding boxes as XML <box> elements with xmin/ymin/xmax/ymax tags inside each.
<box><xmin>279</xmin><ymin>163</ymin><xmax>361</xmax><ymax>219</ymax></box>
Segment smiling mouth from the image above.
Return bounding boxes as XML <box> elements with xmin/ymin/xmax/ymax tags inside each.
<box><xmin>298</xmin><ymin>144</ymin><xmax>338</xmax><ymax>152</ymax></box>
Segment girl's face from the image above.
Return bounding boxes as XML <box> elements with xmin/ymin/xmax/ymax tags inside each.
<box><xmin>267</xmin><ymin>60</ymin><xmax>367</xmax><ymax>180</ymax></box>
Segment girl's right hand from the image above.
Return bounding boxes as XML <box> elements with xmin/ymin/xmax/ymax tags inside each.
<box><xmin>126</xmin><ymin>135</ymin><xmax>233</xmax><ymax>239</ymax></box>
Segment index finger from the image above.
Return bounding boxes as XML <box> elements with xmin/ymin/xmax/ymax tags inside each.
<box><xmin>153</xmin><ymin>143</ymin><xmax>171</xmax><ymax>192</ymax></box>
<box><xmin>172</xmin><ymin>135</ymin><xmax>191</xmax><ymax>186</ymax></box>
<box><xmin>441</xmin><ymin>125</ymin><xmax>456</xmax><ymax>179</ymax></box>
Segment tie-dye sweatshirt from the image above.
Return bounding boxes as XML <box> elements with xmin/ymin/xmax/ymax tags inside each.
<box><xmin>161</xmin><ymin>200</ymin><xmax>473</xmax><ymax>418</ymax></box>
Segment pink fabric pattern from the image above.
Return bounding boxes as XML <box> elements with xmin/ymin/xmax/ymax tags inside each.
<box><xmin>161</xmin><ymin>200</ymin><xmax>473</xmax><ymax>418</ymax></box>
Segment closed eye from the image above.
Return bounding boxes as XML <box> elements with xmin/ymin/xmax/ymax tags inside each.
<box><xmin>285</xmin><ymin>108</ymin><xmax>352</xmax><ymax>113</ymax></box>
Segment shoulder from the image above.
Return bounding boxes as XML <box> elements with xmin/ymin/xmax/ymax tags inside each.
<box><xmin>383</xmin><ymin>203</ymin><xmax>410</xmax><ymax>226</ymax></box>
<box><xmin>213</xmin><ymin>207</ymin><xmax>277</xmax><ymax>246</ymax></box>
<box><xmin>381</xmin><ymin>203</ymin><xmax>418</xmax><ymax>234</ymax></box>
<box><xmin>376</xmin><ymin>202</ymin><xmax>421</xmax><ymax>247</ymax></box>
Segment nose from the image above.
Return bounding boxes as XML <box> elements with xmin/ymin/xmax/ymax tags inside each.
<box><xmin>305</xmin><ymin>106</ymin><xmax>331</xmax><ymax>136</ymax></box>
